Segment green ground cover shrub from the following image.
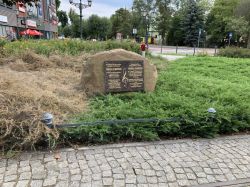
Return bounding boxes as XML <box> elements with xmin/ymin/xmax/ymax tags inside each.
<box><xmin>0</xmin><ymin>39</ymin><xmax>8</xmax><ymax>55</ymax></box>
<box><xmin>61</xmin><ymin>56</ymin><xmax>250</xmax><ymax>144</ymax></box>
<box><xmin>3</xmin><ymin>39</ymin><xmax>140</xmax><ymax>56</ymax></box>
<box><xmin>219</xmin><ymin>47</ymin><xmax>250</xmax><ymax>58</ymax></box>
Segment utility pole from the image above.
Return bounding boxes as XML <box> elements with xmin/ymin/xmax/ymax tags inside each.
<box><xmin>79</xmin><ymin>0</ymin><xmax>82</xmax><ymax>39</ymax></box>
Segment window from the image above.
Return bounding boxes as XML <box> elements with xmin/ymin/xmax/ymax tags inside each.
<box><xmin>37</xmin><ymin>1</ymin><xmax>43</xmax><ymax>18</ymax></box>
<box><xmin>26</xmin><ymin>2</ymin><xmax>38</xmax><ymax>18</ymax></box>
<box><xmin>0</xmin><ymin>26</ymin><xmax>3</xmax><ymax>36</ymax></box>
<box><xmin>0</xmin><ymin>25</ymin><xmax>10</xmax><ymax>37</ymax></box>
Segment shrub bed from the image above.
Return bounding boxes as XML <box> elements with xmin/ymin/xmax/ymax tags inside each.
<box><xmin>2</xmin><ymin>39</ymin><xmax>140</xmax><ymax>56</ymax></box>
<box><xmin>61</xmin><ymin>56</ymin><xmax>250</xmax><ymax>144</ymax></box>
<box><xmin>219</xmin><ymin>47</ymin><xmax>250</xmax><ymax>58</ymax></box>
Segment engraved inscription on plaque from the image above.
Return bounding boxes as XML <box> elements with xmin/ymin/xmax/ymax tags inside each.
<box><xmin>104</xmin><ymin>61</ymin><xmax>144</xmax><ymax>93</ymax></box>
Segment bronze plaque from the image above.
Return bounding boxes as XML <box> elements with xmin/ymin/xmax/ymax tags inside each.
<box><xmin>104</xmin><ymin>61</ymin><xmax>144</xmax><ymax>93</ymax></box>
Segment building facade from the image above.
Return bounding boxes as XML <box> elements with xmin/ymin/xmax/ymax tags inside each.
<box><xmin>0</xmin><ymin>0</ymin><xmax>58</xmax><ymax>39</ymax></box>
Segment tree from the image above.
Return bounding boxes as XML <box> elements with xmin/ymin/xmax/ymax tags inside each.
<box><xmin>235</xmin><ymin>0</ymin><xmax>250</xmax><ymax>48</ymax></box>
<box><xmin>206</xmin><ymin>0</ymin><xmax>240</xmax><ymax>46</ymax></box>
<box><xmin>87</xmin><ymin>15</ymin><xmax>111</xmax><ymax>40</ymax></box>
<box><xmin>57</xmin><ymin>11</ymin><xmax>68</xmax><ymax>28</ymax></box>
<box><xmin>68</xmin><ymin>9</ymin><xmax>81</xmax><ymax>38</ymax></box>
<box><xmin>62</xmin><ymin>25</ymin><xmax>73</xmax><ymax>38</ymax></box>
<box><xmin>167</xmin><ymin>11</ymin><xmax>185</xmax><ymax>45</ymax></box>
<box><xmin>228</xmin><ymin>17</ymin><xmax>249</xmax><ymax>46</ymax></box>
<box><xmin>155</xmin><ymin>0</ymin><xmax>172</xmax><ymax>44</ymax></box>
<box><xmin>55</xmin><ymin>0</ymin><xmax>61</xmax><ymax>11</ymax></box>
<box><xmin>181</xmin><ymin>0</ymin><xmax>205</xmax><ymax>46</ymax></box>
<box><xmin>132</xmin><ymin>0</ymin><xmax>156</xmax><ymax>40</ymax></box>
<box><xmin>198</xmin><ymin>0</ymin><xmax>214</xmax><ymax>13</ymax></box>
<box><xmin>235</xmin><ymin>0</ymin><xmax>250</xmax><ymax>22</ymax></box>
<box><xmin>110</xmin><ymin>8</ymin><xmax>133</xmax><ymax>38</ymax></box>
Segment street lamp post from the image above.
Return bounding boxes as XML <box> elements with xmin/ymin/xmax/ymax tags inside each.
<box><xmin>198</xmin><ymin>28</ymin><xmax>202</xmax><ymax>48</ymax></box>
<box><xmin>203</xmin><ymin>30</ymin><xmax>206</xmax><ymax>48</ymax></box>
<box><xmin>69</xmin><ymin>0</ymin><xmax>92</xmax><ymax>39</ymax></box>
<box><xmin>142</xmin><ymin>11</ymin><xmax>149</xmax><ymax>48</ymax></box>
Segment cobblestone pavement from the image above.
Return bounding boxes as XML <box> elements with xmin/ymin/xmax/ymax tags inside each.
<box><xmin>1</xmin><ymin>135</ymin><xmax>250</xmax><ymax>187</ymax></box>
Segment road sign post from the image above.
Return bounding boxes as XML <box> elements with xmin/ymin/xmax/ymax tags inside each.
<box><xmin>198</xmin><ymin>28</ymin><xmax>202</xmax><ymax>48</ymax></box>
<box><xmin>133</xmin><ymin>28</ymin><xmax>137</xmax><ymax>41</ymax></box>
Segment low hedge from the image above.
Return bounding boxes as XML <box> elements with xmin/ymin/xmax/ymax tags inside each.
<box><xmin>61</xmin><ymin>115</ymin><xmax>250</xmax><ymax>144</ymax></box>
<box><xmin>2</xmin><ymin>39</ymin><xmax>141</xmax><ymax>56</ymax></box>
<box><xmin>218</xmin><ymin>47</ymin><xmax>250</xmax><ymax>58</ymax></box>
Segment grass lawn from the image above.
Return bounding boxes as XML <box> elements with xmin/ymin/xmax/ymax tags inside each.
<box><xmin>63</xmin><ymin>56</ymin><xmax>250</xmax><ymax>143</ymax></box>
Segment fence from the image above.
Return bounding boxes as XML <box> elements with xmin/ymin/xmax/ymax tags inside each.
<box><xmin>150</xmin><ymin>45</ymin><xmax>218</xmax><ymax>56</ymax></box>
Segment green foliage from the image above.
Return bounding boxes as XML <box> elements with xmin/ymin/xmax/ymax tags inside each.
<box><xmin>155</xmin><ymin>0</ymin><xmax>172</xmax><ymax>44</ymax></box>
<box><xmin>61</xmin><ymin>56</ymin><xmax>250</xmax><ymax>143</ymax></box>
<box><xmin>3</xmin><ymin>40</ymin><xmax>141</xmax><ymax>56</ymax></box>
<box><xmin>66</xmin><ymin>9</ymin><xmax>112</xmax><ymax>40</ymax></box>
<box><xmin>235</xmin><ymin>0</ymin><xmax>250</xmax><ymax>48</ymax></box>
<box><xmin>55</xmin><ymin>0</ymin><xmax>61</xmax><ymax>11</ymax></box>
<box><xmin>110</xmin><ymin>8</ymin><xmax>133</xmax><ymax>38</ymax></box>
<box><xmin>132</xmin><ymin>0</ymin><xmax>156</xmax><ymax>37</ymax></box>
<box><xmin>0</xmin><ymin>38</ymin><xmax>8</xmax><ymax>48</ymax></box>
<box><xmin>206</xmin><ymin>0</ymin><xmax>240</xmax><ymax>46</ymax></box>
<box><xmin>62</xmin><ymin>26</ymin><xmax>73</xmax><ymax>37</ymax></box>
<box><xmin>167</xmin><ymin>12</ymin><xmax>185</xmax><ymax>45</ymax></box>
<box><xmin>181</xmin><ymin>0</ymin><xmax>205</xmax><ymax>46</ymax></box>
<box><xmin>57</xmin><ymin>10</ymin><xmax>68</xmax><ymax>28</ymax></box>
<box><xmin>219</xmin><ymin>47</ymin><xmax>250</xmax><ymax>58</ymax></box>
<box><xmin>228</xmin><ymin>17</ymin><xmax>249</xmax><ymax>39</ymax></box>
<box><xmin>87</xmin><ymin>15</ymin><xmax>111</xmax><ymax>40</ymax></box>
<box><xmin>168</xmin><ymin>0</ymin><xmax>206</xmax><ymax>46</ymax></box>
<box><xmin>235</xmin><ymin>0</ymin><xmax>250</xmax><ymax>22</ymax></box>
<box><xmin>68</xmin><ymin>9</ymin><xmax>82</xmax><ymax>38</ymax></box>
<box><xmin>0</xmin><ymin>39</ymin><xmax>8</xmax><ymax>56</ymax></box>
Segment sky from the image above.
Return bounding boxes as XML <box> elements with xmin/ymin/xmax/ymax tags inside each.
<box><xmin>59</xmin><ymin>0</ymin><xmax>133</xmax><ymax>18</ymax></box>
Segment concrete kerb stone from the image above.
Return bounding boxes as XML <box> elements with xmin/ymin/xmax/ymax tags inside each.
<box><xmin>16</xmin><ymin>134</ymin><xmax>250</xmax><ymax>156</ymax></box>
<box><xmin>64</xmin><ymin>134</ymin><xmax>250</xmax><ymax>152</ymax></box>
<box><xmin>191</xmin><ymin>178</ymin><xmax>250</xmax><ymax>187</ymax></box>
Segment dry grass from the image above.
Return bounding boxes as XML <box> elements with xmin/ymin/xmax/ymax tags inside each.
<box><xmin>0</xmin><ymin>52</ymin><xmax>88</xmax><ymax>151</ymax></box>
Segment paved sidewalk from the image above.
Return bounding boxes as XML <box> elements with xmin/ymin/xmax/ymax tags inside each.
<box><xmin>1</xmin><ymin>135</ymin><xmax>250</xmax><ymax>187</ymax></box>
<box><xmin>150</xmin><ymin>52</ymin><xmax>186</xmax><ymax>61</ymax></box>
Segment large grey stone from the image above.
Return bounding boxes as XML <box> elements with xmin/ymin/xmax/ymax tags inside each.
<box><xmin>81</xmin><ymin>49</ymin><xmax>158</xmax><ymax>96</ymax></box>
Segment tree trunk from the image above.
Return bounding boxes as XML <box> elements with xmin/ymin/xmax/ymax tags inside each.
<box><xmin>247</xmin><ymin>32</ymin><xmax>250</xmax><ymax>49</ymax></box>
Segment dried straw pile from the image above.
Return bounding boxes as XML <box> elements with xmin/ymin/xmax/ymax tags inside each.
<box><xmin>0</xmin><ymin>52</ymin><xmax>88</xmax><ymax>151</ymax></box>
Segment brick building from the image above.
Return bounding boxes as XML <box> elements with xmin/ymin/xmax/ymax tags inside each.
<box><xmin>0</xmin><ymin>0</ymin><xmax>58</xmax><ymax>39</ymax></box>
